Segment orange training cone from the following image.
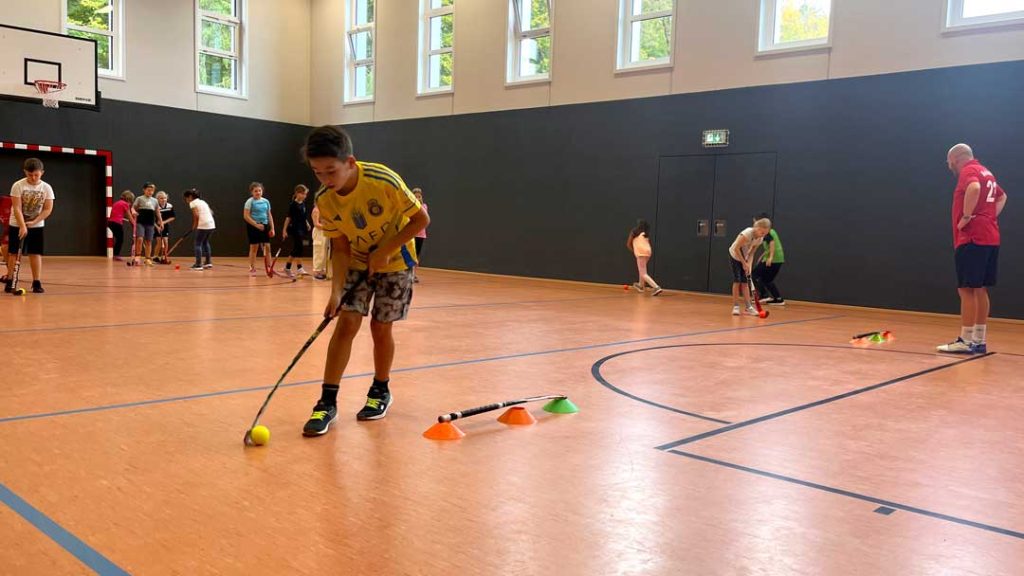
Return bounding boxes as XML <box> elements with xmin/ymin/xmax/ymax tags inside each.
<box><xmin>423</xmin><ymin>421</ymin><xmax>466</xmax><ymax>440</ymax></box>
<box><xmin>497</xmin><ymin>406</ymin><xmax>537</xmax><ymax>426</ymax></box>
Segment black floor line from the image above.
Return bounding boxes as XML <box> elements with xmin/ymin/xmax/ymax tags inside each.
<box><xmin>654</xmin><ymin>353</ymin><xmax>992</xmax><ymax>451</ymax></box>
<box><xmin>668</xmin><ymin>449</ymin><xmax>1024</xmax><ymax>540</ymax></box>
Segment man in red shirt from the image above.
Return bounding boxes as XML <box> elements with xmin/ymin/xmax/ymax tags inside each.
<box><xmin>937</xmin><ymin>143</ymin><xmax>1007</xmax><ymax>354</ymax></box>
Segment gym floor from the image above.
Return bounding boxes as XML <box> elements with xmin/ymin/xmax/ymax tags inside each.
<box><xmin>1</xmin><ymin>258</ymin><xmax>1022</xmax><ymax>575</ymax></box>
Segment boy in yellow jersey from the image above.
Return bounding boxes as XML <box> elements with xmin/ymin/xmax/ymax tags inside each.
<box><xmin>301</xmin><ymin>126</ymin><xmax>430</xmax><ymax>435</ymax></box>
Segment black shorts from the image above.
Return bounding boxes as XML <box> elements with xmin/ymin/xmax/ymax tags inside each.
<box><xmin>730</xmin><ymin>258</ymin><xmax>748</xmax><ymax>283</ymax></box>
<box><xmin>289</xmin><ymin>233</ymin><xmax>307</xmax><ymax>258</ymax></box>
<box><xmin>8</xmin><ymin>226</ymin><xmax>44</xmax><ymax>255</ymax></box>
<box><xmin>156</xmin><ymin>226</ymin><xmax>170</xmax><ymax>238</ymax></box>
<box><xmin>955</xmin><ymin>243</ymin><xmax>998</xmax><ymax>288</ymax></box>
<box><xmin>247</xmin><ymin>223</ymin><xmax>270</xmax><ymax>245</ymax></box>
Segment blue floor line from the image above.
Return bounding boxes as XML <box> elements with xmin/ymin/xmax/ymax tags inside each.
<box><xmin>0</xmin><ymin>482</ymin><xmax>131</xmax><ymax>575</ymax></box>
<box><xmin>0</xmin><ymin>315</ymin><xmax>841</xmax><ymax>425</ymax></box>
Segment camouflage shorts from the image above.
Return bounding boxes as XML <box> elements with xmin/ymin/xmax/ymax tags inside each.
<box><xmin>341</xmin><ymin>268</ymin><xmax>415</xmax><ymax>323</ymax></box>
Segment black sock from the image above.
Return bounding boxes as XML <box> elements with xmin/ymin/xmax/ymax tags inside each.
<box><xmin>285</xmin><ymin>263</ymin><xmax>292</xmax><ymax>270</ymax></box>
<box><xmin>319</xmin><ymin>384</ymin><xmax>340</xmax><ymax>406</ymax></box>
<box><xmin>370</xmin><ymin>378</ymin><xmax>389</xmax><ymax>396</ymax></box>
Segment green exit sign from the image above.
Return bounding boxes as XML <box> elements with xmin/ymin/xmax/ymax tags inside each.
<box><xmin>702</xmin><ymin>129</ymin><xmax>729</xmax><ymax>148</ymax></box>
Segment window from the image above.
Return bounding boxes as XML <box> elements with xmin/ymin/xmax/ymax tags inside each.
<box><xmin>346</xmin><ymin>0</ymin><xmax>375</xmax><ymax>102</ymax></box>
<box><xmin>946</xmin><ymin>0</ymin><xmax>1024</xmax><ymax>30</ymax></box>
<box><xmin>508</xmin><ymin>0</ymin><xmax>552</xmax><ymax>83</ymax></box>
<box><xmin>758</xmin><ymin>0</ymin><xmax>832</xmax><ymax>54</ymax></box>
<box><xmin>196</xmin><ymin>0</ymin><xmax>245</xmax><ymax>96</ymax></box>
<box><xmin>617</xmin><ymin>0</ymin><xmax>674</xmax><ymax>71</ymax></box>
<box><xmin>419</xmin><ymin>0</ymin><xmax>454</xmax><ymax>94</ymax></box>
<box><xmin>63</xmin><ymin>0</ymin><xmax>123</xmax><ymax>78</ymax></box>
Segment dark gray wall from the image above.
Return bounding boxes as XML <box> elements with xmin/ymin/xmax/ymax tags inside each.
<box><xmin>1</xmin><ymin>61</ymin><xmax>1020</xmax><ymax>317</ymax></box>
<box><xmin>343</xmin><ymin>60</ymin><xmax>1024</xmax><ymax>318</ymax></box>
<box><xmin>0</xmin><ymin>99</ymin><xmax>316</xmax><ymax>257</ymax></box>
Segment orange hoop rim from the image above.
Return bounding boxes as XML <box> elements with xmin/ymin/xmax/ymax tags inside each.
<box><xmin>33</xmin><ymin>80</ymin><xmax>67</xmax><ymax>94</ymax></box>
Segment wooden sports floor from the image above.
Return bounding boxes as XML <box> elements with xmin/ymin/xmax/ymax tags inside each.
<box><xmin>1</xmin><ymin>258</ymin><xmax>1022</xmax><ymax>575</ymax></box>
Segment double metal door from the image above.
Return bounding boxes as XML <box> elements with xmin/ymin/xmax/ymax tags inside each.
<box><xmin>654</xmin><ymin>153</ymin><xmax>776</xmax><ymax>293</ymax></box>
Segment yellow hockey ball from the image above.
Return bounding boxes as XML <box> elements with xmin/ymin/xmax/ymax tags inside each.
<box><xmin>250</xmin><ymin>425</ymin><xmax>270</xmax><ymax>446</ymax></box>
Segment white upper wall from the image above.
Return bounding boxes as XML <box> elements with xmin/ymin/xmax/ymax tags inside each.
<box><xmin>1</xmin><ymin>0</ymin><xmax>311</xmax><ymax>125</ymax></box>
<box><xmin>313</xmin><ymin>0</ymin><xmax>1024</xmax><ymax>126</ymax></box>
<box><xmin>4</xmin><ymin>1</ymin><xmax>1023</xmax><ymax>126</ymax></box>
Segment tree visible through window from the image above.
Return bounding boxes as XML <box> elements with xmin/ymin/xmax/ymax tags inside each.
<box><xmin>775</xmin><ymin>0</ymin><xmax>830</xmax><ymax>44</ymax></box>
<box><xmin>421</xmin><ymin>0</ymin><xmax>454</xmax><ymax>92</ymax></box>
<box><xmin>64</xmin><ymin>0</ymin><xmax>121</xmax><ymax>76</ymax></box>
<box><xmin>197</xmin><ymin>0</ymin><xmax>243</xmax><ymax>93</ymax></box>
<box><xmin>759</xmin><ymin>0</ymin><xmax>831</xmax><ymax>53</ymax></box>
<box><xmin>618</xmin><ymin>0</ymin><xmax>674</xmax><ymax>70</ymax></box>
<box><xmin>509</xmin><ymin>0</ymin><xmax>551</xmax><ymax>82</ymax></box>
<box><xmin>346</xmin><ymin>0</ymin><xmax>375</xmax><ymax>101</ymax></box>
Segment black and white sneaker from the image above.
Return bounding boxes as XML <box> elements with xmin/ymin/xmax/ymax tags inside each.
<box><xmin>356</xmin><ymin>389</ymin><xmax>392</xmax><ymax>421</ymax></box>
<box><xmin>31</xmin><ymin>280</ymin><xmax>44</xmax><ymax>294</ymax></box>
<box><xmin>768</xmin><ymin>298</ymin><xmax>786</xmax><ymax>306</ymax></box>
<box><xmin>302</xmin><ymin>403</ymin><xmax>338</xmax><ymax>436</ymax></box>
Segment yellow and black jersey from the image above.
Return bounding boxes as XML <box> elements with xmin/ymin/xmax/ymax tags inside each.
<box><xmin>315</xmin><ymin>162</ymin><xmax>422</xmax><ymax>273</ymax></box>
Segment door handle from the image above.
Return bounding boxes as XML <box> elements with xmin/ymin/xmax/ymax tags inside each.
<box><xmin>714</xmin><ymin>220</ymin><xmax>727</xmax><ymax>237</ymax></box>
<box><xmin>697</xmin><ymin>219</ymin><xmax>709</xmax><ymax>237</ymax></box>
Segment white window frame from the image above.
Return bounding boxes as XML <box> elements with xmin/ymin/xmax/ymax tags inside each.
<box><xmin>507</xmin><ymin>0</ymin><xmax>552</xmax><ymax>85</ymax></box>
<box><xmin>616</xmin><ymin>0</ymin><xmax>675</xmax><ymax>72</ymax></box>
<box><xmin>418</xmin><ymin>0</ymin><xmax>455</xmax><ymax>95</ymax></box>
<box><xmin>61</xmin><ymin>0</ymin><xmax>125</xmax><ymax>80</ymax></box>
<box><xmin>944</xmin><ymin>0</ymin><xmax>1024</xmax><ymax>32</ymax></box>
<box><xmin>195</xmin><ymin>0</ymin><xmax>247</xmax><ymax>99</ymax></box>
<box><xmin>757</xmin><ymin>0</ymin><xmax>833</xmax><ymax>56</ymax></box>
<box><xmin>345</xmin><ymin>0</ymin><xmax>375</xmax><ymax>103</ymax></box>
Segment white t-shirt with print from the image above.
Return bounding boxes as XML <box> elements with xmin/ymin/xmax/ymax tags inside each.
<box><xmin>9</xmin><ymin>178</ymin><xmax>55</xmax><ymax>228</ymax></box>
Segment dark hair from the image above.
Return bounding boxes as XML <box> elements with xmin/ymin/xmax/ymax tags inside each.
<box><xmin>631</xmin><ymin>219</ymin><xmax>650</xmax><ymax>237</ymax></box>
<box><xmin>183</xmin><ymin>188</ymin><xmax>200</xmax><ymax>201</ymax></box>
<box><xmin>249</xmin><ymin>182</ymin><xmax>264</xmax><ymax>192</ymax></box>
<box><xmin>302</xmin><ymin>125</ymin><xmax>354</xmax><ymax>162</ymax></box>
<box><xmin>23</xmin><ymin>158</ymin><xmax>43</xmax><ymax>172</ymax></box>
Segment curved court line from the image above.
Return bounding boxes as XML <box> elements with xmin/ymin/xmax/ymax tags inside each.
<box><xmin>653</xmin><ymin>351</ymin><xmax>991</xmax><ymax>451</ymax></box>
<box><xmin>669</xmin><ymin>450</ymin><xmax>1024</xmax><ymax>540</ymax></box>
<box><xmin>591</xmin><ymin>343</ymin><xmax>947</xmax><ymax>424</ymax></box>
<box><xmin>611</xmin><ymin>350</ymin><xmax>1022</xmax><ymax>541</ymax></box>
<box><xmin>0</xmin><ymin>315</ymin><xmax>842</xmax><ymax>424</ymax></box>
<box><xmin>0</xmin><ymin>482</ymin><xmax>130</xmax><ymax>575</ymax></box>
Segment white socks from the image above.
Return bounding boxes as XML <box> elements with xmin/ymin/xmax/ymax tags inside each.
<box><xmin>974</xmin><ymin>324</ymin><xmax>987</xmax><ymax>344</ymax></box>
<box><xmin>961</xmin><ymin>326</ymin><xmax>972</xmax><ymax>341</ymax></box>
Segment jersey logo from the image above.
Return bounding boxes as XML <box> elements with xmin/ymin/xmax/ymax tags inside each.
<box><xmin>351</xmin><ymin>208</ymin><xmax>367</xmax><ymax>230</ymax></box>
<box><xmin>367</xmin><ymin>198</ymin><xmax>384</xmax><ymax>217</ymax></box>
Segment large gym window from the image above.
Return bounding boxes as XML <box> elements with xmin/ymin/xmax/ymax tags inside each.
<box><xmin>945</xmin><ymin>0</ymin><xmax>1024</xmax><ymax>30</ymax></box>
<box><xmin>63</xmin><ymin>0</ymin><xmax>124</xmax><ymax>79</ymax></box>
<box><xmin>196</xmin><ymin>0</ymin><xmax>245</xmax><ymax>96</ymax></box>
<box><xmin>346</xmin><ymin>0</ymin><xmax>375</xmax><ymax>102</ymax></box>
<box><xmin>507</xmin><ymin>0</ymin><xmax>552</xmax><ymax>84</ymax></box>
<box><xmin>757</xmin><ymin>0</ymin><xmax>832</xmax><ymax>55</ymax></box>
<box><xmin>419</xmin><ymin>0</ymin><xmax>454</xmax><ymax>94</ymax></box>
<box><xmin>616</xmin><ymin>0</ymin><xmax>675</xmax><ymax>72</ymax></box>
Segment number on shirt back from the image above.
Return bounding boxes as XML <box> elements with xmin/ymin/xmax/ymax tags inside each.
<box><xmin>986</xmin><ymin>180</ymin><xmax>998</xmax><ymax>203</ymax></box>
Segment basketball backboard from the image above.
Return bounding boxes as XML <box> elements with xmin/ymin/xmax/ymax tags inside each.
<box><xmin>0</xmin><ymin>24</ymin><xmax>100</xmax><ymax>110</ymax></box>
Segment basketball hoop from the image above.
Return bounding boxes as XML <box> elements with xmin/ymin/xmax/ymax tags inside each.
<box><xmin>33</xmin><ymin>80</ymin><xmax>67</xmax><ymax>109</ymax></box>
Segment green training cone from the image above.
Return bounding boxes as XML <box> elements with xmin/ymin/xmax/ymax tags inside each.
<box><xmin>542</xmin><ymin>398</ymin><xmax>579</xmax><ymax>414</ymax></box>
